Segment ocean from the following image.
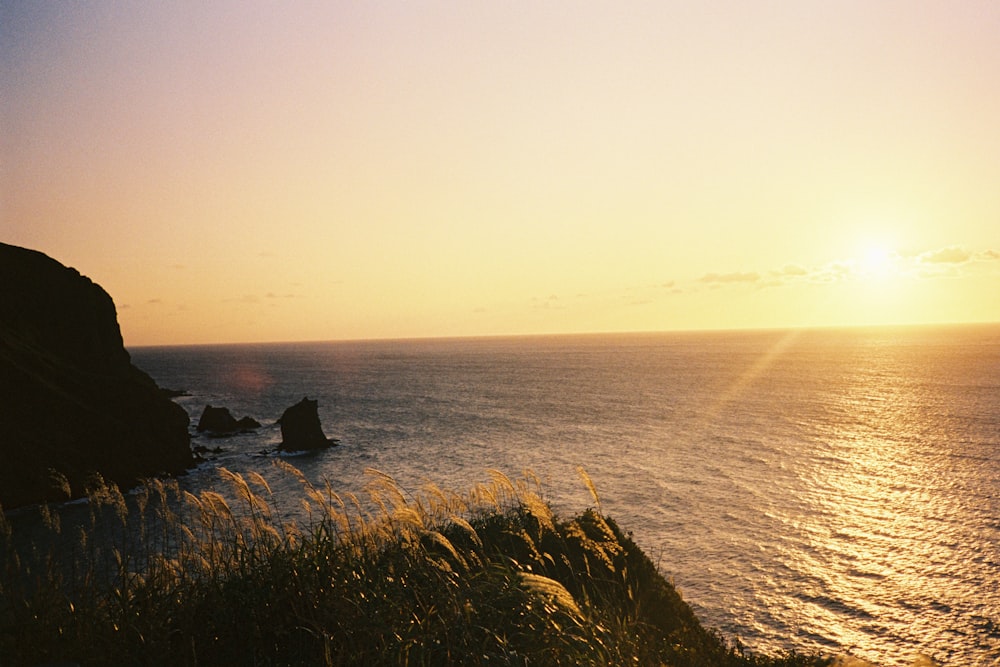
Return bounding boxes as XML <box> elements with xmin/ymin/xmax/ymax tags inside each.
<box><xmin>129</xmin><ymin>324</ymin><xmax>1000</xmax><ymax>666</ymax></box>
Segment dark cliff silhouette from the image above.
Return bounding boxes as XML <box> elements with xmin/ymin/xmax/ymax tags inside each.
<box><xmin>0</xmin><ymin>242</ymin><xmax>192</xmax><ymax>509</ymax></box>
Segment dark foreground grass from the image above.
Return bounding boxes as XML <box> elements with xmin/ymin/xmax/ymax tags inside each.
<box><xmin>1</xmin><ymin>465</ymin><xmax>830</xmax><ymax>666</ymax></box>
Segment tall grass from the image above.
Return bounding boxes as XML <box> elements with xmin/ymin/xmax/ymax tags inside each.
<box><xmin>1</xmin><ymin>464</ymin><xmax>830</xmax><ymax>666</ymax></box>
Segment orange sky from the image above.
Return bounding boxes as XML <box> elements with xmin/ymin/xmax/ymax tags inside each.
<box><xmin>3</xmin><ymin>2</ymin><xmax>999</xmax><ymax>345</ymax></box>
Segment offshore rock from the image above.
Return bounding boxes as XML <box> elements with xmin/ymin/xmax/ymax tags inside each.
<box><xmin>196</xmin><ymin>405</ymin><xmax>261</xmax><ymax>436</ymax></box>
<box><xmin>0</xmin><ymin>242</ymin><xmax>193</xmax><ymax>509</ymax></box>
<box><xmin>278</xmin><ymin>397</ymin><xmax>334</xmax><ymax>451</ymax></box>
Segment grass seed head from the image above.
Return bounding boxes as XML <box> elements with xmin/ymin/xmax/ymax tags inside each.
<box><xmin>519</xmin><ymin>572</ymin><xmax>583</xmax><ymax>619</ymax></box>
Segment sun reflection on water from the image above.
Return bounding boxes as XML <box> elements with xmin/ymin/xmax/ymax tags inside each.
<box><xmin>780</xmin><ymin>345</ymin><xmax>999</xmax><ymax>666</ymax></box>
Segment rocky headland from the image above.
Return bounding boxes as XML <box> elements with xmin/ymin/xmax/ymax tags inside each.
<box><xmin>0</xmin><ymin>242</ymin><xmax>193</xmax><ymax>509</ymax></box>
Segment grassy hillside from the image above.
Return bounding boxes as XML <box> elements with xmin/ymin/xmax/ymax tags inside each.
<box><xmin>1</xmin><ymin>465</ymin><xmax>829</xmax><ymax>666</ymax></box>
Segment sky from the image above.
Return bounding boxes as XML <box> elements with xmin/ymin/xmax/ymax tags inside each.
<box><xmin>3</xmin><ymin>1</ymin><xmax>999</xmax><ymax>346</ymax></box>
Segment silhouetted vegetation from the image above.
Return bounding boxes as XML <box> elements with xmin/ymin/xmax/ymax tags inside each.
<box><xmin>0</xmin><ymin>466</ymin><xmax>830</xmax><ymax>666</ymax></box>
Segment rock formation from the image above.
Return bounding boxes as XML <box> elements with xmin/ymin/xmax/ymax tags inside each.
<box><xmin>0</xmin><ymin>242</ymin><xmax>193</xmax><ymax>508</ymax></box>
<box><xmin>278</xmin><ymin>397</ymin><xmax>335</xmax><ymax>451</ymax></box>
<box><xmin>196</xmin><ymin>405</ymin><xmax>261</xmax><ymax>436</ymax></box>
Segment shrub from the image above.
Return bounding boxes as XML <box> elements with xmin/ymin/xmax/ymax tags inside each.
<box><xmin>0</xmin><ymin>465</ymin><xmax>829</xmax><ymax>666</ymax></box>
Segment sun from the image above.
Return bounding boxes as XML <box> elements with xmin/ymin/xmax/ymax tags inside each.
<box><xmin>858</xmin><ymin>243</ymin><xmax>895</xmax><ymax>280</ymax></box>
<box><xmin>833</xmin><ymin>239</ymin><xmax>915</xmax><ymax>326</ymax></box>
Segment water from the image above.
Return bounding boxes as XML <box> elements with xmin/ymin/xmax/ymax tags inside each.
<box><xmin>129</xmin><ymin>324</ymin><xmax>1000</xmax><ymax>666</ymax></box>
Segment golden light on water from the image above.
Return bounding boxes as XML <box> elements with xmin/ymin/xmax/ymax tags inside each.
<box><xmin>120</xmin><ymin>325</ymin><xmax>1000</xmax><ymax>664</ymax></box>
<box><xmin>783</xmin><ymin>343</ymin><xmax>983</xmax><ymax>665</ymax></box>
<box><xmin>702</xmin><ymin>330</ymin><xmax>803</xmax><ymax>426</ymax></box>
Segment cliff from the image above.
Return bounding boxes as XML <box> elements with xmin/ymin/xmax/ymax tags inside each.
<box><xmin>0</xmin><ymin>242</ymin><xmax>192</xmax><ymax>509</ymax></box>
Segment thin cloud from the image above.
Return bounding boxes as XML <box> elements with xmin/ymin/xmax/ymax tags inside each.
<box><xmin>223</xmin><ymin>295</ymin><xmax>263</xmax><ymax>304</ymax></box>
<box><xmin>779</xmin><ymin>264</ymin><xmax>808</xmax><ymax>276</ymax></box>
<box><xmin>745</xmin><ymin>262</ymin><xmax>845</xmax><ymax>286</ymax></box>
<box><xmin>810</xmin><ymin>262</ymin><xmax>852</xmax><ymax>283</ymax></box>
<box><xmin>699</xmin><ymin>271</ymin><xmax>760</xmax><ymax>284</ymax></box>
<box><xmin>920</xmin><ymin>247</ymin><xmax>971</xmax><ymax>264</ymax></box>
<box><xmin>531</xmin><ymin>295</ymin><xmax>563</xmax><ymax>310</ymax></box>
<box><xmin>763</xmin><ymin>264</ymin><xmax>810</xmax><ymax>287</ymax></box>
<box><xmin>700</xmin><ymin>244</ymin><xmax>997</xmax><ymax>293</ymax></box>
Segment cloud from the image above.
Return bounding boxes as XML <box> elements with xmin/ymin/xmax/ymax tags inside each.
<box><xmin>780</xmin><ymin>264</ymin><xmax>808</xmax><ymax>276</ymax></box>
<box><xmin>763</xmin><ymin>264</ymin><xmax>810</xmax><ymax>286</ymax></box>
<box><xmin>224</xmin><ymin>295</ymin><xmax>262</xmax><ymax>304</ymax></box>
<box><xmin>810</xmin><ymin>262</ymin><xmax>852</xmax><ymax>283</ymax></box>
<box><xmin>919</xmin><ymin>246</ymin><xmax>971</xmax><ymax>264</ymax></box>
<box><xmin>692</xmin><ymin>244</ymin><xmax>996</xmax><ymax>294</ymax></box>
<box><xmin>532</xmin><ymin>294</ymin><xmax>563</xmax><ymax>309</ymax></box>
<box><xmin>699</xmin><ymin>271</ymin><xmax>760</xmax><ymax>284</ymax></box>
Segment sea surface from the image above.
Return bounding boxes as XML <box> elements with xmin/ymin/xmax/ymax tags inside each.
<box><xmin>129</xmin><ymin>324</ymin><xmax>1000</xmax><ymax>666</ymax></box>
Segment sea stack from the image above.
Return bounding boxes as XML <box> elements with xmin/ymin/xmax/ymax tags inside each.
<box><xmin>196</xmin><ymin>405</ymin><xmax>261</xmax><ymax>436</ymax></box>
<box><xmin>278</xmin><ymin>397</ymin><xmax>334</xmax><ymax>451</ymax></box>
<box><xmin>0</xmin><ymin>242</ymin><xmax>193</xmax><ymax>508</ymax></box>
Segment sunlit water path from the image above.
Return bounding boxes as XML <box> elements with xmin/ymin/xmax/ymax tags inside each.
<box><xmin>128</xmin><ymin>324</ymin><xmax>1000</xmax><ymax>666</ymax></box>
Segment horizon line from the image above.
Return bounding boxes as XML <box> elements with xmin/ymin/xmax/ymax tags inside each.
<box><xmin>125</xmin><ymin>319</ymin><xmax>1000</xmax><ymax>349</ymax></box>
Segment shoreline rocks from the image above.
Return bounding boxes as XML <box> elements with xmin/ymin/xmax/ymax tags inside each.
<box><xmin>196</xmin><ymin>405</ymin><xmax>261</xmax><ymax>437</ymax></box>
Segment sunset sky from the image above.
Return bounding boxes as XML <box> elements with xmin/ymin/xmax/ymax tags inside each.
<box><xmin>3</xmin><ymin>1</ymin><xmax>999</xmax><ymax>346</ymax></box>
